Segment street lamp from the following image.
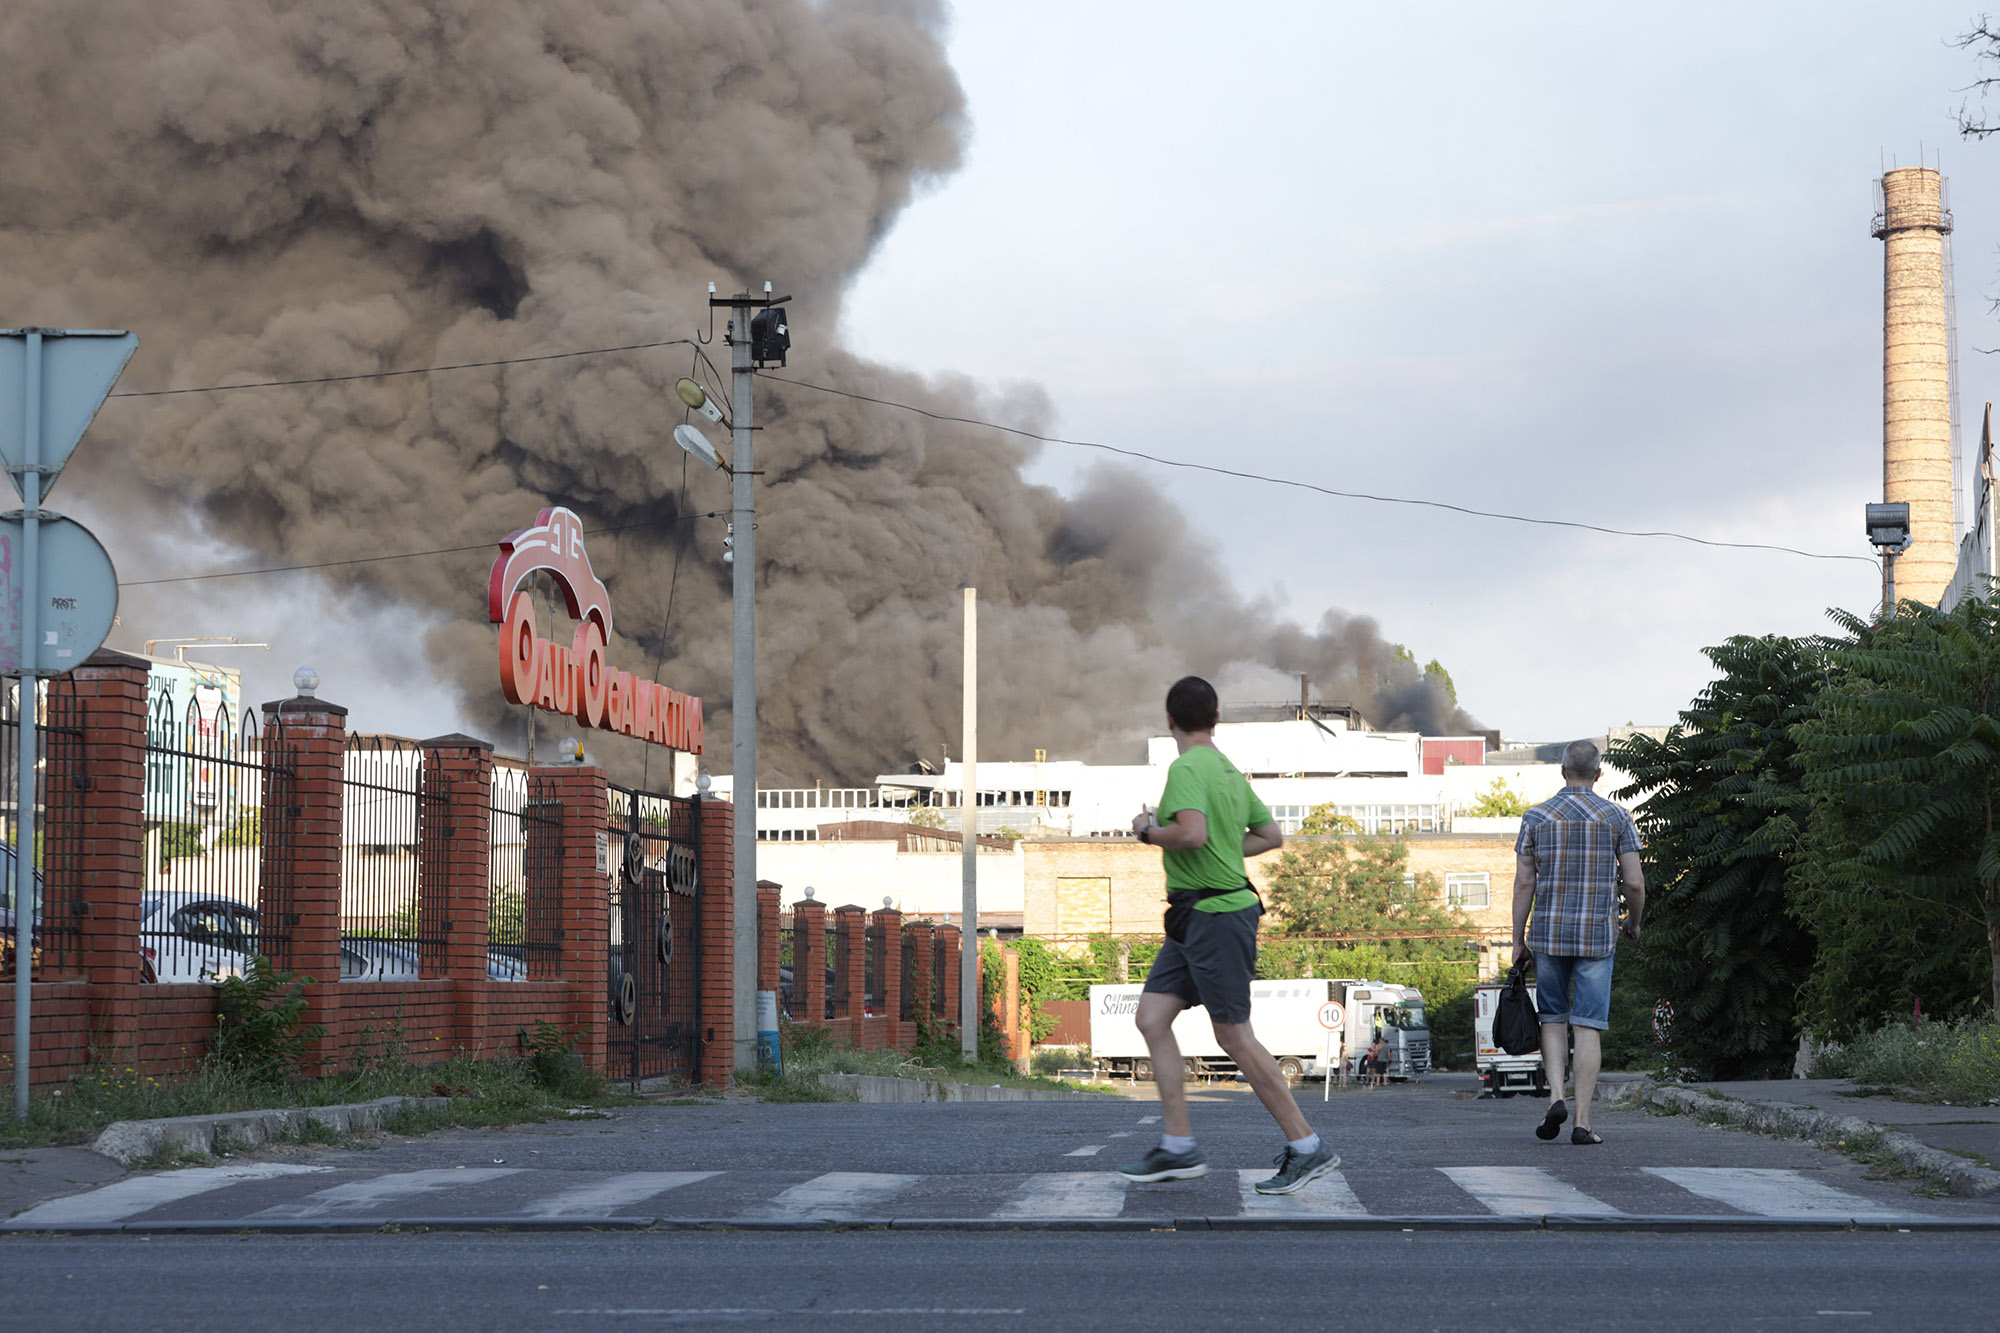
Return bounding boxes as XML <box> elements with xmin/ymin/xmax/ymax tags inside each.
<box><xmin>1865</xmin><ymin>502</ymin><xmax>1913</xmax><ymax>617</ymax></box>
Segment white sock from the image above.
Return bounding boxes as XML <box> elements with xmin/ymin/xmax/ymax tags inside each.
<box><xmin>1288</xmin><ymin>1133</ymin><xmax>1321</xmax><ymax>1155</ymax></box>
<box><xmin>1160</xmin><ymin>1133</ymin><xmax>1196</xmax><ymax>1155</ymax></box>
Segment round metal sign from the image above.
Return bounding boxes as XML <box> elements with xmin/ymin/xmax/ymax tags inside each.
<box><xmin>0</xmin><ymin>515</ymin><xmax>117</xmax><ymax>677</ymax></box>
<box><xmin>1317</xmin><ymin>1001</ymin><xmax>1346</xmax><ymax>1031</ymax></box>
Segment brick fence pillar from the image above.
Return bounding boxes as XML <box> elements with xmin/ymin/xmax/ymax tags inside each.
<box><xmin>755</xmin><ymin>881</ymin><xmax>781</xmax><ymax>993</ymax></box>
<box><xmin>695</xmin><ymin>796</ymin><xmax>734</xmax><ymax>1087</ymax></box>
<box><xmin>535</xmin><ymin>763</ymin><xmax>609</xmax><ymax>1074</ymax></box>
<box><xmin>904</xmin><ymin>921</ymin><xmax>935</xmax><ymax>1035</ymax></box>
<box><xmin>793</xmin><ymin>898</ymin><xmax>826</xmax><ymax>1024</ymax></box>
<box><xmin>832</xmin><ymin>906</ymin><xmax>866</xmax><ymax>1028</ymax></box>
<box><xmin>421</xmin><ymin>735</ymin><xmax>493</xmax><ymax>1055</ymax></box>
<box><xmin>261</xmin><ymin>695</ymin><xmax>347</xmax><ymax>1075</ymax></box>
<box><xmin>872</xmin><ymin>907</ymin><xmax>902</xmax><ymax>1045</ymax></box>
<box><xmin>936</xmin><ymin>926</ymin><xmax>961</xmax><ymax>1033</ymax></box>
<box><xmin>51</xmin><ymin>651</ymin><xmax>149</xmax><ymax>1056</ymax></box>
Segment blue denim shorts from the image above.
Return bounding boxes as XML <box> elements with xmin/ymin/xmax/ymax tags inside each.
<box><xmin>1532</xmin><ymin>951</ymin><xmax>1614</xmax><ymax>1031</ymax></box>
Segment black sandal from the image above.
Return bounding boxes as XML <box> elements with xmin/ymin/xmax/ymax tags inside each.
<box><xmin>1571</xmin><ymin>1127</ymin><xmax>1603</xmax><ymax>1146</ymax></box>
<box><xmin>1535</xmin><ymin>1099</ymin><xmax>1568</xmax><ymax>1141</ymax></box>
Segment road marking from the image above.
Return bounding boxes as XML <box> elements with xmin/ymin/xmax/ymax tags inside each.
<box><xmin>554</xmin><ymin>1311</ymin><xmax>1024</xmax><ymax>1318</ymax></box>
<box><xmin>249</xmin><ymin>1168</ymin><xmax>522</xmax><ymax>1219</ymax></box>
<box><xmin>1064</xmin><ymin>1145</ymin><xmax>1106</xmax><ymax>1158</ymax></box>
<box><xmin>992</xmin><ymin>1173</ymin><xmax>1128</xmax><ymax>1218</ymax></box>
<box><xmin>1643</xmin><ymin>1168</ymin><xmax>1905</xmax><ymax>1218</ymax></box>
<box><xmin>1236</xmin><ymin>1168</ymin><xmax>1367</xmax><ymax>1216</ymax></box>
<box><xmin>1138</xmin><ymin>1115</ymin><xmax>1160</xmax><ymax>1124</ymax></box>
<box><xmin>1107</xmin><ymin>1132</ymin><xmax>1133</xmax><ymax>1139</ymax></box>
<box><xmin>1439</xmin><ymin>1166</ymin><xmax>1620</xmax><ymax>1215</ymax></box>
<box><xmin>9</xmin><ymin>1164</ymin><xmax>331</xmax><ymax>1226</ymax></box>
<box><xmin>748</xmin><ymin>1172</ymin><xmax>918</xmax><ymax>1219</ymax></box>
<box><xmin>522</xmin><ymin>1172</ymin><xmax>716</xmax><ymax>1218</ymax></box>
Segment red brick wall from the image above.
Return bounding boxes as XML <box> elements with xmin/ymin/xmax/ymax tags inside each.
<box><xmin>696</xmin><ymin>798</ymin><xmax>734</xmax><ymax>1087</ymax></box>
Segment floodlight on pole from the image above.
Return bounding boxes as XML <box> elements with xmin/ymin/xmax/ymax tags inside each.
<box><xmin>673</xmin><ymin>423</ymin><xmax>724</xmax><ymax>471</ymax></box>
<box><xmin>1865</xmin><ymin>501</ymin><xmax>1914</xmax><ymax>616</ymax></box>
<box><xmin>675</xmin><ymin>377</ymin><xmax>728</xmax><ymax>426</ymax></box>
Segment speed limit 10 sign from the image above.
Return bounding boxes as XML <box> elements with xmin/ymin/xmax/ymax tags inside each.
<box><xmin>1317</xmin><ymin>1001</ymin><xmax>1345</xmax><ymax>1030</ymax></box>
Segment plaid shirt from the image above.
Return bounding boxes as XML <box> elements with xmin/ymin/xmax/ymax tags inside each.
<box><xmin>1516</xmin><ymin>786</ymin><xmax>1641</xmax><ymax>958</ymax></box>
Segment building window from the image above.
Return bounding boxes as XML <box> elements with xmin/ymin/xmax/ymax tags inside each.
<box><xmin>1446</xmin><ymin>872</ymin><xmax>1491</xmax><ymax>909</ymax></box>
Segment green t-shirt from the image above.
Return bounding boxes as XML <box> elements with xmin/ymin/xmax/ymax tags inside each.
<box><xmin>1156</xmin><ymin>745</ymin><xmax>1272</xmax><ymax>913</ymax></box>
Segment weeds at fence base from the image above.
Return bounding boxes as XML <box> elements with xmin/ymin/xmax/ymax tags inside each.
<box><xmin>0</xmin><ymin>1021</ymin><xmax>636</xmax><ymax>1151</ymax></box>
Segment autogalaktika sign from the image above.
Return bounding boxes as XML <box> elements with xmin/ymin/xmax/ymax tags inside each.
<box><xmin>488</xmin><ymin>506</ymin><xmax>703</xmax><ymax>752</ymax></box>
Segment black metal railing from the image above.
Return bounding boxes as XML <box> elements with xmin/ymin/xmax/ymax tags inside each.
<box><xmin>139</xmin><ymin>695</ymin><xmax>291</xmax><ymax>983</ymax></box>
<box><xmin>900</xmin><ymin>932</ymin><xmax>918</xmax><ymax>1022</ymax></box>
<box><xmin>338</xmin><ymin>734</ymin><xmax>447</xmax><ymax>978</ymax></box>
<box><xmin>0</xmin><ymin>682</ymin><xmax>83</xmax><ymax>978</ymax></box>
<box><xmin>490</xmin><ymin>766</ymin><xmax>562</xmax><ymax>981</ymax></box>
<box><xmin>606</xmin><ymin>783</ymin><xmax>703</xmax><ymax>1081</ymax></box>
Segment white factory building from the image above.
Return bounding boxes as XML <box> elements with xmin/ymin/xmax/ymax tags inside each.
<box><xmin>711</xmin><ymin>717</ymin><xmax>1640</xmax><ymax>921</ymax></box>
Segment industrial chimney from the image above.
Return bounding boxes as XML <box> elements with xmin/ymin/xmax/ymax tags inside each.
<box><xmin>1872</xmin><ymin>167</ymin><xmax>1956</xmax><ymax>608</ymax></box>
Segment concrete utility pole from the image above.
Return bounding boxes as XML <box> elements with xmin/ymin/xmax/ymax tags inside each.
<box><xmin>960</xmin><ymin>586</ymin><xmax>978</xmax><ymax>1061</ymax></box>
<box><xmin>726</xmin><ymin>292</ymin><xmax>759</xmax><ymax>1075</ymax></box>
<box><xmin>11</xmin><ymin>333</ymin><xmax>42</xmax><ymax>1122</ymax></box>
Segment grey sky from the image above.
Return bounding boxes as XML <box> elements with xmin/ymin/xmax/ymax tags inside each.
<box><xmin>842</xmin><ymin>2</ymin><xmax>1999</xmax><ymax>739</ymax></box>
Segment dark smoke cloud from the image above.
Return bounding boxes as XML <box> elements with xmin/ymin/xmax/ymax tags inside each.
<box><xmin>2</xmin><ymin>0</ymin><xmax>1478</xmax><ymax>783</ymax></box>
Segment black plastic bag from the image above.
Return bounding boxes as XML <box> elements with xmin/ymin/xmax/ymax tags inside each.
<box><xmin>1494</xmin><ymin>963</ymin><xmax>1542</xmax><ymax>1056</ymax></box>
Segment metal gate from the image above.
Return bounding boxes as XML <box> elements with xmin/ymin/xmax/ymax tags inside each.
<box><xmin>606</xmin><ymin>783</ymin><xmax>702</xmax><ymax>1082</ymax></box>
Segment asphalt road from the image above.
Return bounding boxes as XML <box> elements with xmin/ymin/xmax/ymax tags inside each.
<box><xmin>3</xmin><ymin>1075</ymin><xmax>1996</xmax><ymax>1329</ymax></box>
<box><xmin>4</xmin><ymin>1231</ymin><xmax>1997</xmax><ymax>1330</ymax></box>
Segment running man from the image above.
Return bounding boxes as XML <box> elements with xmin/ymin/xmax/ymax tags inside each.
<box><xmin>1114</xmin><ymin>676</ymin><xmax>1340</xmax><ymax>1194</ymax></box>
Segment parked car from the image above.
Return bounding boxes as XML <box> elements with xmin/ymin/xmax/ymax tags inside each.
<box><xmin>340</xmin><ymin>936</ymin><xmax>529</xmax><ymax>982</ymax></box>
<box><xmin>138</xmin><ymin>891</ymin><xmax>257</xmax><ymax>984</ymax></box>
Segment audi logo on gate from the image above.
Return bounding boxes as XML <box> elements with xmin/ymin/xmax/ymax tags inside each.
<box><xmin>666</xmin><ymin>845</ymin><xmax>699</xmax><ymax>895</ymax></box>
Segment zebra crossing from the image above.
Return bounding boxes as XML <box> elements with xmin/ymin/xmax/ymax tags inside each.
<box><xmin>4</xmin><ymin>1161</ymin><xmax>1975</xmax><ymax>1231</ymax></box>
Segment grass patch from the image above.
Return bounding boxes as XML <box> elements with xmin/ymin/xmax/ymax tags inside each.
<box><xmin>0</xmin><ymin>1023</ymin><xmax>637</xmax><ymax>1152</ymax></box>
<box><xmin>1818</xmin><ymin>1130</ymin><xmax>1954</xmax><ymax>1198</ymax></box>
<box><xmin>1806</xmin><ymin>1018</ymin><xmax>2000</xmax><ymax>1104</ymax></box>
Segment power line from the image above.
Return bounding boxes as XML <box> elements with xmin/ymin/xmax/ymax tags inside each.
<box><xmin>116</xmin><ymin>511</ymin><xmax>723</xmax><ymax>589</ymax></box>
<box><xmin>100</xmin><ymin>331</ymin><xmax>1875</xmax><ymax>567</ymax></box>
<box><xmin>761</xmin><ymin>373</ymin><xmax>1877</xmax><ymax>566</ymax></box>
<box><xmin>105</xmin><ymin>338</ymin><xmax>697</xmax><ymax>398</ymax></box>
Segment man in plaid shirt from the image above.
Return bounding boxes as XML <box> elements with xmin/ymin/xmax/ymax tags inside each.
<box><xmin>1510</xmin><ymin>740</ymin><xmax>1645</xmax><ymax>1145</ymax></box>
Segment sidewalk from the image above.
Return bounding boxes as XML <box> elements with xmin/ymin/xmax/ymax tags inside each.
<box><xmin>1696</xmin><ymin>1079</ymin><xmax>2000</xmax><ymax>1170</ymax></box>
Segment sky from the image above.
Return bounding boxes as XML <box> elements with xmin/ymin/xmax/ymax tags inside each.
<box><xmin>839</xmin><ymin>1</ymin><xmax>2000</xmax><ymax>741</ymax></box>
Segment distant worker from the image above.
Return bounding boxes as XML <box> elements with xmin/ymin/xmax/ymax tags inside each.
<box><xmin>1511</xmin><ymin>739</ymin><xmax>1645</xmax><ymax>1146</ymax></box>
<box><xmin>1114</xmin><ymin>676</ymin><xmax>1340</xmax><ymax>1195</ymax></box>
<box><xmin>1364</xmin><ymin>1032</ymin><xmax>1391</xmax><ymax>1087</ymax></box>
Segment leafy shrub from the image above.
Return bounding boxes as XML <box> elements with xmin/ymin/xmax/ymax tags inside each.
<box><xmin>212</xmin><ymin>956</ymin><xmax>322</xmax><ymax>1082</ymax></box>
<box><xmin>1807</xmin><ymin>1017</ymin><xmax>2000</xmax><ymax>1103</ymax></box>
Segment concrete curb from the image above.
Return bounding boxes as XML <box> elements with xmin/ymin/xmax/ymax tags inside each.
<box><xmin>5</xmin><ymin>1212</ymin><xmax>1993</xmax><ymax>1237</ymax></box>
<box><xmin>89</xmin><ymin>1095</ymin><xmax>452</xmax><ymax>1166</ymax></box>
<box><xmin>1645</xmin><ymin>1084</ymin><xmax>2000</xmax><ymax>1198</ymax></box>
<box><xmin>815</xmin><ymin>1074</ymin><xmax>1110</xmax><ymax>1103</ymax></box>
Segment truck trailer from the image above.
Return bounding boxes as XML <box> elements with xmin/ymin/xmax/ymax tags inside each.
<box><xmin>1472</xmin><ymin>979</ymin><xmax>1548</xmax><ymax>1096</ymax></box>
<box><xmin>1089</xmin><ymin>978</ymin><xmax>1430</xmax><ymax>1082</ymax></box>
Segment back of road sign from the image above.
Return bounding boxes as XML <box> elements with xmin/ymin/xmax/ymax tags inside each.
<box><xmin>0</xmin><ymin>517</ymin><xmax>118</xmax><ymax>675</ymax></box>
<box><xmin>0</xmin><ymin>329</ymin><xmax>138</xmax><ymax>495</ymax></box>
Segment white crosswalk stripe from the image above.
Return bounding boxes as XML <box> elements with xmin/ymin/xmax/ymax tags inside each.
<box><xmin>746</xmin><ymin>1173</ymin><xmax>918</xmax><ymax>1219</ymax></box>
<box><xmin>522</xmin><ymin>1172</ymin><xmax>717</xmax><ymax>1218</ymax></box>
<box><xmin>1438</xmin><ymin>1166</ymin><xmax>1621</xmax><ymax>1216</ymax></box>
<box><xmin>1236</xmin><ymin>1168</ymin><xmax>1367</xmax><ymax>1217</ymax></box>
<box><xmin>1642</xmin><ymin>1168</ymin><xmax>1909</xmax><ymax>1219</ymax></box>
<box><xmin>992</xmin><ymin>1172</ymin><xmax>1128</xmax><ymax>1218</ymax></box>
<box><xmin>9</xmin><ymin>1164</ymin><xmax>330</xmax><ymax>1226</ymax></box>
<box><xmin>249</xmin><ymin>1168</ymin><xmax>523</xmax><ymax>1219</ymax></box>
<box><xmin>9</xmin><ymin>1164</ymin><xmax>1952</xmax><ymax>1227</ymax></box>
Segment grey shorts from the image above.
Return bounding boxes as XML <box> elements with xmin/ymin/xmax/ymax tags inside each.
<box><xmin>1142</xmin><ymin>903</ymin><xmax>1261</xmax><ymax>1025</ymax></box>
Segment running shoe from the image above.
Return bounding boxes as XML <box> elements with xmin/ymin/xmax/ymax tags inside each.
<box><xmin>1115</xmin><ymin>1145</ymin><xmax>1210</xmax><ymax>1182</ymax></box>
<box><xmin>1253</xmin><ymin>1141</ymin><xmax>1341</xmax><ymax>1195</ymax></box>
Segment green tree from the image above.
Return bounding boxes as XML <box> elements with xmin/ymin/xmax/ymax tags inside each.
<box><xmin>907</xmin><ymin>804</ymin><xmax>946</xmax><ymax>831</ymax></box>
<box><xmin>1464</xmin><ymin>777</ymin><xmax>1530</xmax><ymax>818</ymax></box>
<box><xmin>1792</xmin><ymin>597</ymin><xmax>2000</xmax><ymax>1029</ymax></box>
<box><xmin>1608</xmin><ymin>634</ymin><xmax>1824</xmax><ymax>1078</ymax></box>
<box><xmin>1423</xmin><ymin>658</ymin><xmax>1458</xmax><ymax>708</ymax></box>
<box><xmin>1262</xmin><ymin>831</ymin><xmax>1474</xmax><ymax>951</ymax></box>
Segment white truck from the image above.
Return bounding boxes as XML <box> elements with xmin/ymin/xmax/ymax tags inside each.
<box><xmin>1089</xmin><ymin>978</ymin><xmax>1430</xmax><ymax>1082</ymax></box>
<box><xmin>1472</xmin><ymin>979</ymin><xmax>1548</xmax><ymax>1096</ymax></box>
